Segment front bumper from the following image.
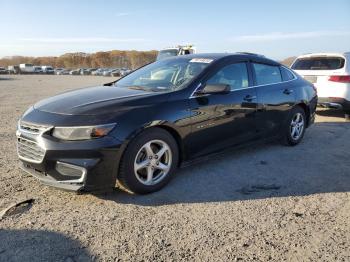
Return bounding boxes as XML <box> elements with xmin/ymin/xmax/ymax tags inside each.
<box><xmin>17</xmin><ymin>125</ymin><xmax>124</xmax><ymax>192</ymax></box>
<box><xmin>20</xmin><ymin>162</ymin><xmax>87</xmax><ymax>191</ymax></box>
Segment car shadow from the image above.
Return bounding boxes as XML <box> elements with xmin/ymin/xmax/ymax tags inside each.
<box><xmin>0</xmin><ymin>229</ymin><xmax>95</xmax><ymax>261</ymax></box>
<box><xmin>316</xmin><ymin>108</ymin><xmax>347</xmax><ymax>118</ymax></box>
<box><xmin>96</xmin><ymin>120</ymin><xmax>350</xmax><ymax>206</ymax></box>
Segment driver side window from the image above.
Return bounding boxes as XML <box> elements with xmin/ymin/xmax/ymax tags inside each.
<box><xmin>206</xmin><ymin>63</ymin><xmax>249</xmax><ymax>91</ymax></box>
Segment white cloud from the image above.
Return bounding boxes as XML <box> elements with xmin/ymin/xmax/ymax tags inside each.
<box><xmin>19</xmin><ymin>37</ymin><xmax>145</xmax><ymax>43</ymax></box>
<box><xmin>116</xmin><ymin>12</ymin><xmax>130</xmax><ymax>17</ymax></box>
<box><xmin>115</xmin><ymin>9</ymin><xmax>155</xmax><ymax>17</ymax></box>
<box><xmin>230</xmin><ymin>31</ymin><xmax>350</xmax><ymax>42</ymax></box>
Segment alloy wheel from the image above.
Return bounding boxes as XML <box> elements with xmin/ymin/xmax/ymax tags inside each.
<box><xmin>290</xmin><ymin>112</ymin><xmax>304</xmax><ymax>140</ymax></box>
<box><xmin>134</xmin><ymin>139</ymin><xmax>172</xmax><ymax>186</ymax></box>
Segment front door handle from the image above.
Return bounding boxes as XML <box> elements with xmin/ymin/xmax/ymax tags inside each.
<box><xmin>283</xmin><ymin>89</ymin><xmax>293</xmax><ymax>95</ymax></box>
<box><xmin>243</xmin><ymin>95</ymin><xmax>257</xmax><ymax>102</ymax></box>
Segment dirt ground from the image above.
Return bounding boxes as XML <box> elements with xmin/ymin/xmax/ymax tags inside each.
<box><xmin>0</xmin><ymin>75</ymin><xmax>349</xmax><ymax>262</ymax></box>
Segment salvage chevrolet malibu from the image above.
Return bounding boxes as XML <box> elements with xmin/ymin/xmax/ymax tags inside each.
<box><xmin>16</xmin><ymin>53</ymin><xmax>317</xmax><ymax>194</ymax></box>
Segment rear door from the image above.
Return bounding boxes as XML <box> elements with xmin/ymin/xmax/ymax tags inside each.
<box><xmin>252</xmin><ymin>63</ymin><xmax>296</xmax><ymax>137</ymax></box>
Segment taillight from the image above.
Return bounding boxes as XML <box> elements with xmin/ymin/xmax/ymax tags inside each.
<box><xmin>328</xmin><ymin>75</ymin><xmax>350</xmax><ymax>83</ymax></box>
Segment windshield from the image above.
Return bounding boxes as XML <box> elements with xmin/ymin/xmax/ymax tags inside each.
<box><xmin>156</xmin><ymin>49</ymin><xmax>179</xmax><ymax>60</ymax></box>
<box><xmin>292</xmin><ymin>57</ymin><xmax>345</xmax><ymax>70</ymax></box>
<box><xmin>115</xmin><ymin>57</ymin><xmax>211</xmax><ymax>92</ymax></box>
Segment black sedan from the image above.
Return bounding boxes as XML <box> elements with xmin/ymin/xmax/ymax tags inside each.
<box><xmin>16</xmin><ymin>53</ymin><xmax>317</xmax><ymax>194</ymax></box>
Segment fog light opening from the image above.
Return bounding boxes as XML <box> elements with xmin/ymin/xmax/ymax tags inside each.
<box><xmin>55</xmin><ymin>161</ymin><xmax>86</xmax><ymax>183</ymax></box>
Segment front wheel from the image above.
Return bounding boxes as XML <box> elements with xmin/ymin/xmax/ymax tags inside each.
<box><xmin>282</xmin><ymin>106</ymin><xmax>306</xmax><ymax>146</ymax></box>
<box><xmin>118</xmin><ymin>128</ymin><xmax>179</xmax><ymax>194</ymax></box>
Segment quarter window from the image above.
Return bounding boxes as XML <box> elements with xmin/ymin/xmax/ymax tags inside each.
<box><xmin>206</xmin><ymin>63</ymin><xmax>249</xmax><ymax>91</ymax></box>
<box><xmin>253</xmin><ymin>63</ymin><xmax>282</xmax><ymax>85</ymax></box>
<box><xmin>280</xmin><ymin>66</ymin><xmax>295</xmax><ymax>81</ymax></box>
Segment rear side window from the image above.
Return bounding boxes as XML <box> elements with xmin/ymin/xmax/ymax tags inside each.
<box><xmin>206</xmin><ymin>62</ymin><xmax>249</xmax><ymax>91</ymax></box>
<box><xmin>253</xmin><ymin>63</ymin><xmax>282</xmax><ymax>85</ymax></box>
<box><xmin>291</xmin><ymin>57</ymin><xmax>345</xmax><ymax>70</ymax></box>
<box><xmin>280</xmin><ymin>66</ymin><xmax>295</xmax><ymax>81</ymax></box>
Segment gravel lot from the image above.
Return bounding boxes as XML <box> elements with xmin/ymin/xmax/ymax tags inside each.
<box><xmin>0</xmin><ymin>75</ymin><xmax>349</xmax><ymax>261</ymax></box>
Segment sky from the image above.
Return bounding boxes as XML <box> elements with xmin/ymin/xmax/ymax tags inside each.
<box><xmin>0</xmin><ymin>0</ymin><xmax>350</xmax><ymax>60</ymax></box>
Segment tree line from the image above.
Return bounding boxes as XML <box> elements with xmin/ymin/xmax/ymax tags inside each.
<box><xmin>0</xmin><ymin>50</ymin><xmax>296</xmax><ymax>69</ymax></box>
<box><xmin>0</xmin><ymin>50</ymin><xmax>158</xmax><ymax>69</ymax></box>
<box><xmin>280</xmin><ymin>56</ymin><xmax>296</xmax><ymax>67</ymax></box>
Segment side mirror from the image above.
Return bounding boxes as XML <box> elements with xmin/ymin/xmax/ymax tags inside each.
<box><xmin>197</xmin><ymin>84</ymin><xmax>230</xmax><ymax>95</ymax></box>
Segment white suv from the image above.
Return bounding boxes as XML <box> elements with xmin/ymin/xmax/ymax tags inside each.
<box><xmin>291</xmin><ymin>52</ymin><xmax>350</xmax><ymax>115</ymax></box>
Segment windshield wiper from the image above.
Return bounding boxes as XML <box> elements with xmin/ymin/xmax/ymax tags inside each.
<box><xmin>116</xmin><ymin>85</ymin><xmax>149</xmax><ymax>91</ymax></box>
<box><xmin>117</xmin><ymin>85</ymin><xmax>171</xmax><ymax>92</ymax></box>
<box><xmin>128</xmin><ymin>86</ymin><xmax>148</xmax><ymax>91</ymax></box>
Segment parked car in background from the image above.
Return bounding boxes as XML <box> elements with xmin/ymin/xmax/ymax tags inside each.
<box><xmin>291</xmin><ymin>52</ymin><xmax>350</xmax><ymax>115</ymax></box>
<box><xmin>57</xmin><ymin>69</ymin><xmax>70</xmax><ymax>75</ymax></box>
<box><xmin>103</xmin><ymin>68</ymin><xmax>118</xmax><ymax>76</ymax></box>
<box><xmin>90</xmin><ymin>68</ymin><xmax>100</xmax><ymax>75</ymax></box>
<box><xmin>156</xmin><ymin>45</ymin><xmax>196</xmax><ymax>61</ymax></box>
<box><xmin>19</xmin><ymin>63</ymin><xmax>35</xmax><ymax>74</ymax></box>
<box><xmin>8</xmin><ymin>65</ymin><xmax>20</xmax><ymax>74</ymax></box>
<box><xmin>34</xmin><ymin>66</ymin><xmax>43</xmax><ymax>74</ymax></box>
<box><xmin>69</xmin><ymin>69</ymin><xmax>82</xmax><ymax>75</ymax></box>
<box><xmin>111</xmin><ymin>69</ymin><xmax>121</xmax><ymax>77</ymax></box>
<box><xmin>79</xmin><ymin>68</ymin><xmax>88</xmax><ymax>75</ymax></box>
<box><xmin>42</xmin><ymin>66</ymin><xmax>54</xmax><ymax>74</ymax></box>
<box><xmin>81</xmin><ymin>68</ymin><xmax>97</xmax><ymax>75</ymax></box>
<box><xmin>16</xmin><ymin>53</ymin><xmax>317</xmax><ymax>194</ymax></box>
<box><xmin>54</xmin><ymin>68</ymin><xmax>65</xmax><ymax>75</ymax></box>
<box><xmin>0</xmin><ymin>67</ymin><xmax>8</xmax><ymax>74</ymax></box>
<box><xmin>103</xmin><ymin>69</ymin><xmax>113</xmax><ymax>76</ymax></box>
<box><xmin>112</xmin><ymin>68</ymin><xmax>132</xmax><ymax>77</ymax></box>
<box><xmin>89</xmin><ymin>68</ymin><xmax>98</xmax><ymax>75</ymax></box>
<box><xmin>91</xmin><ymin>68</ymin><xmax>108</xmax><ymax>76</ymax></box>
<box><xmin>121</xmin><ymin>69</ymin><xmax>132</xmax><ymax>76</ymax></box>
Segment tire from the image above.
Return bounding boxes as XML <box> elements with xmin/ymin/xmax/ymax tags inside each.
<box><xmin>282</xmin><ymin>106</ymin><xmax>306</xmax><ymax>146</ymax></box>
<box><xmin>118</xmin><ymin>128</ymin><xmax>179</xmax><ymax>194</ymax></box>
<box><xmin>344</xmin><ymin>110</ymin><xmax>350</xmax><ymax>121</ymax></box>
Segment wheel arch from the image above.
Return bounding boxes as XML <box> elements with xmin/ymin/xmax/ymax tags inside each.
<box><xmin>155</xmin><ymin>125</ymin><xmax>185</xmax><ymax>166</ymax></box>
<box><xmin>295</xmin><ymin>102</ymin><xmax>310</xmax><ymax>127</ymax></box>
<box><xmin>118</xmin><ymin>122</ymin><xmax>186</xmax><ymax>169</ymax></box>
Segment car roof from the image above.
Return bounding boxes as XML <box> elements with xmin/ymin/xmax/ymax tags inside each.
<box><xmin>295</xmin><ymin>52</ymin><xmax>350</xmax><ymax>59</ymax></box>
<box><xmin>170</xmin><ymin>53</ymin><xmax>280</xmax><ymax>65</ymax></box>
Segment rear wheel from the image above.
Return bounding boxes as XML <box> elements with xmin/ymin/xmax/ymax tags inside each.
<box><xmin>118</xmin><ymin>128</ymin><xmax>179</xmax><ymax>194</ymax></box>
<box><xmin>344</xmin><ymin>110</ymin><xmax>350</xmax><ymax>121</ymax></box>
<box><xmin>282</xmin><ymin>106</ymin><xmax>306</xmax><ymax>146</ymax></box>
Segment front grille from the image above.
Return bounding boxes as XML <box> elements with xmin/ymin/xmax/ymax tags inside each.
<box><xmin>19</xmin><ymin>121</ymin><xmax>50</xmax><ymax>134</ymax></box>
<box><xmin>17</xmin><ymin>137</ymin><xmax>45</xmax><ymax>163</ymax></box>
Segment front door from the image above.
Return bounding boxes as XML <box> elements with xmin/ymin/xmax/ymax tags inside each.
<box><xmin>187</xmin><ymin>61</ymin><xmax>258</xmax><ymax>158</ymax></box>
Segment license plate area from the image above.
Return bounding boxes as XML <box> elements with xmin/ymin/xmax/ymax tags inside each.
<box><xmin>303</xmin><ymin>75</ymin><xmax>317</xmax><ymax>83</ymax></box>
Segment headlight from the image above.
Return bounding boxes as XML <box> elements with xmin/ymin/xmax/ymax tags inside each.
<box><xmin>52</xmin><ymin>123</ymin><xmax>116</xmax><ymax>140</ymax></box>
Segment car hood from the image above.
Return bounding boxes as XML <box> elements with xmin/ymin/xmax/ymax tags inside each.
<box><xmin>34</xmin><ymin>85</ymin><xmax>155</xmax><ymax>116</ymax></box>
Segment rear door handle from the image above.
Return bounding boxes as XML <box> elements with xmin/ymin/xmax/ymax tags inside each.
<box><xmin>283</xmin><ymin>89</ymin><xmax>293</xmax><ymax>95</ymax></box>
<box><xmin>243</xmin><ymin>95</ymin><xmax>257</xmax><ymax>102</ymax></box>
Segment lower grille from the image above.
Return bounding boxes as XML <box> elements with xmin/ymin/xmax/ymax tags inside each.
<box><xmin>17</xmin><ymin>137</ymin><xmax>45</xmax><ymax>163</ymax></box>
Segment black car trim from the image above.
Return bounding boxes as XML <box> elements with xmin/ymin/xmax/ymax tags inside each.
<box><xmin>189</xmin><ymin>60</ymin><xmax>298</xmax><ymax>99</ymax></box>
<box><xmin>189</xmin><ymin>77</ymin><xmax>298</xmax><ymax>98</ymax></box>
